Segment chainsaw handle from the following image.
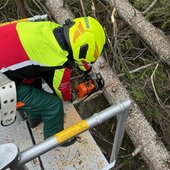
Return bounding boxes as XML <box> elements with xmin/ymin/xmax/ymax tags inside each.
<box><xmin>71</xmin><ymin>91</ymin><xmax>77</xmax><ymax>102</ymax></box>
<box><xmin>99</xmin><ymin>78</ymin><xmax>105</xmax><ymax>88</ymax></box>
<box><xmin>96</xmin><ymin>72</ymin><xmax>102</xmax><ymax>79</ymax></box>
<box><xmin>96</xmin><ymin>73</ymin><xmax>105</xmax><ymax>90</ymax></box>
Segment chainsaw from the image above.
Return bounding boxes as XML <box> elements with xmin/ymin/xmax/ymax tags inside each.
<box><xmin>74</xmin><ymin>72</ymin><xmax>104</xmax><ymax>99</ymax></box>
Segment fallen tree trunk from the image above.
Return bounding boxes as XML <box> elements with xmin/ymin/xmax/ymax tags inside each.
<box><xmin>94</xmin><ymin>58</ymin><xmax>170</xmax><ymax>170</ymax></box>
<box><xmin>45</xmin><ymin>0</ymin><xmax>74</xmax><ymax>24</ymax></box>
<box><xmin>45</xmin><ymin>0</ymin><xmax>170</xmax><ymax>169</ymax></box>
<box><xmin>107</xmin><ymin>0</ymin><xmax>170</xmax><ymax>65</ymax></box>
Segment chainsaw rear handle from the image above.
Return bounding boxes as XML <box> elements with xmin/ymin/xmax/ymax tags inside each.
<box><xmin>88</xmin><ymin>70</ymin><xmax>97</xmax><ymax>80</ymax></box>
<box><xmin>90</xmin><ymin>72</ymin><xmax>104</xmax><ymax>91</ymax></box>
<box><xmin>95</xmin><ymin>73</ymin><xmax>105</xmax><ymax>90</ymax></box>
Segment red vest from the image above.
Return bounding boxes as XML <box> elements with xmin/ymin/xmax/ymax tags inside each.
<box><xmin>0</xmin><ymin>23</ymin><xmax>29</xmax><ymax>69</ymax></box>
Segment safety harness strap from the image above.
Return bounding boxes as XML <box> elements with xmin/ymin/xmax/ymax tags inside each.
<box><xmin>0</xmin><ymin>72</ymin><xmax>17</xmax><ymax>126</ymax></box>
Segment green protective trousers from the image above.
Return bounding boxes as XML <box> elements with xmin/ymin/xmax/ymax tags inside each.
<box><xmin>16</xmin><ymin>84</ymin><xmax>64</xmax><ymax>139</ymax></box>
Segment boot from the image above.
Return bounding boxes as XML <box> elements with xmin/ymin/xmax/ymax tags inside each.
<box><xmin>28</xmin><ymin>118</ymin><xmax>42</xmax><ymax>128</ymax></box>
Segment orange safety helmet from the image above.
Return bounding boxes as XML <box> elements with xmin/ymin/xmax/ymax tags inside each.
<box><xmin>63</xmin><ymin>16</ymin><xmax>106</xmax><ymax>63</ymax></box>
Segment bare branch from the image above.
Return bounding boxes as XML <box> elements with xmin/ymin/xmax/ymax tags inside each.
<box><xmin>118</xmin><ymin>62</ymin><xmax>157</xmax><ymax>77</ymax></box>
<box><xmin>142</xmin><ymin>0</ymin><xmax>159</xmax><ymax>14</ymax></box>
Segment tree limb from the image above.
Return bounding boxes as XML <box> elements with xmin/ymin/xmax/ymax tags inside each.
<box><xmin>106</xmin><ymin>0</ymin><xmax>170</xmax><ymax>65</ymax></box>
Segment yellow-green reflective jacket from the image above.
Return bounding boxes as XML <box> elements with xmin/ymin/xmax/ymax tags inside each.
<box><xmin>0</xmin><ymin>21</ymin><xmax>91</xmax><ymax>100</ymax></box>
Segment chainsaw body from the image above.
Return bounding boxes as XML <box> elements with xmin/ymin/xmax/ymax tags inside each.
<box><xmin>74</xmin><ymin>73</ymin><xmax>104</xmax><ymax>99</ymax></box>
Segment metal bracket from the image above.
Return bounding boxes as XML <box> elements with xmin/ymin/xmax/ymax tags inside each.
<box><xmin>17</xmin><ymin>99</ymin><xmax>131</xmax><ymax>169</ymax></box>
<box><xmin>0</xmin><ymin>143</ymin><xmax>19</xmax><ymax>170</ymax></box>
<box><xmin>0</xmin><ymin>72</ymin><xmax>17</xmax><ymax>126</ymax></box>
<box><xmin>0</xmin><ymin>99</ymin><xmax>130</xmax><ymax>169</ymax></box>
<box><xmin>101</xmin><ymin>101</ymin><xmax>130</xmax><ymax>170</ymax></box>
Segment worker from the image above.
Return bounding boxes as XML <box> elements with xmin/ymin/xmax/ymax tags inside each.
<box><xmin>0</xmin><ymin>16</ymin><xmax>106</xmax><ymax>142</ymax></box>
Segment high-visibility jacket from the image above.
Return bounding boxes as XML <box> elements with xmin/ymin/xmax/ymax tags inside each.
<box><xmin>0</xmin><ymin>21</ymin><xmax>91</xmax><ymax>101</ymax></box>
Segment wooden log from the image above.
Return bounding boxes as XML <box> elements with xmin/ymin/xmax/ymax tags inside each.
<box><xmin>94</xmin><ymin>57</ymin><xmax>170</xmax><ymax>170</ymax></box>
<box><xmin>107</xmin><ymin>0</ymin><xmax>170</xmax><ymax>65</ymax></box>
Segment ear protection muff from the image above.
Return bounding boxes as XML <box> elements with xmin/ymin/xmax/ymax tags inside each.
<box><xmin>64</xmin><ymin>19</ymin><xmax>73</xmax><ymax>25</ymax></box>
<box><xmin>79</xmin><ymin>44</ymin><xmax>88</xmax><ymax>59</ymax></box>
<box><xmin>63</xmin><ymin>19</ymin><xmax>75</xmax><ymax>52</ymax></box>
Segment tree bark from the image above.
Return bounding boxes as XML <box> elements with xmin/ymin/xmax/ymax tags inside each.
<box><xmin>14</xmin><ymin>0</ymin><xmax>27</xmax><ymax>18</ymax></box>
<box><xmin>94</xmin><ymin>57</ymin><xmax>170</xmax><ymax>170</ymax></box>
<box><xmin>107</xmin><ymin>0</ymin><xmax>170</xmax><ymax>65</ymax></box>
<box><xmin>45</xmin><ymin>0</ymin><xmax>74</xmax><ymax>24</ymax></box>
<box><xmin>45</xmin><ymin>0</ymin><xmax>170</xmax><ymax>169</ymax></box>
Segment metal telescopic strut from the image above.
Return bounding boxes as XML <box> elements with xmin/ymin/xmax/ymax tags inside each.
<box><xmin>0</xmin><ymin>15</ymin><xmax>48</xmax><ymax>27</ymax></box>
<box><xmin>18</xmin><ymin>99</ymin><xmax>131</xmax><ymax>168</ymax></box>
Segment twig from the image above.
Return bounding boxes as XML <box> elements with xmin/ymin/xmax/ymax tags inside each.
<box><xmin>91</xmin><ymin>129</ymin><xmax>113</xmax><ymax>145</ymax></box>
<box><xmin>0</xmin><ymin>0</ymin><xmax>10</xmax><ymax>10</ymax></box>
<box><xmin>79</xmin><ymin>0</ymin><xmax>86</xmax><ymax>17</ymax></box>
<box><xmin>111</xmin><ymin>7</ymin><xmax>120</xmax><ymax>70</ymax></box>
<box><xmin>23</xmin><ymin>0</ymin><xmax>34</xmax><ymax>16</ymax></box>
<box><xmin>132</xmin><ymin>145</ymin><xmax>143</xmax><ymax>157</ymax></box>
<box><xmin>96</xmin><ymin>0</ymin><xmax>109</xmax><ymax>10</ymax></box>
<box><xmin>92</xmin><ymin>0</ymin><xmax>96</xmax><ymax>18</ymax></box>
<box><xmin>142</xmin><ymin>0</ymin><xmax>158</xmax><ymax>14</ymax></box>
<box><xmin>35</xmin><ymin>0</ymin><xmax>53</xmax><ymax>21</ymax></box>
<box><xmin>118</xmin><ymin>62</ymin><xmax>157</xmax><ymax>77</ymax></box>
<box><xmin>133</xmin><ymin>48</ymin><xmax>146</xmax><ymax>60</ymax></box>
<box><xmin>111</xmin><ymin>9</ymin><xmax>130</xmax><ymax>73</ymax></box>
<box><xmin>111</xmin><ymin>7</ymin><xmax>117</xmax><ymax>38</ymax></box>
<box><xmin>32</xmin><ymin>0</ymin><xmax>45</xmax><ymax>14</ymax></box>
<box><xmin>150</xmin><ymin>63</ymin><xmax>165</xmax><ymax>109</ymax></box>
<box><xmin>0</xmin><ymin>12</ymin><xmax>7</xmax><ymax>23</ymax></box>
<box><xmin>157</xmin><ymin>118</ymin><xmax>167</xmax><ymax>137</ymax></box>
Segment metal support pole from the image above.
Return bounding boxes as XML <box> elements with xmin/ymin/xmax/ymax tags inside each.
<box><xmin>102</xmin><ymin>106</ymin><xmax>130</xmax><ymax>170</ymax></box>
<box><xmin>18</xmin><ymin>99</ymin><xmax>131</xmax><ymax>167</ymax></box>
<box><xmin>0</xmin><ymin>14</ymin><xmax>48</xmax><ymax>27</ymax></box>
<box><xmin>110</xmin><ymin>107</ymin><xmax>130</xmax><ymax>162</ymax></box>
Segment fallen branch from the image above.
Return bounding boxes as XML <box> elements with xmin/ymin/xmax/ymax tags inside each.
<box><xmin>106</xmin><ymin>0</ymin><xmax>170</xmax><ymax>65</ymax></box>
<box><xmin>118</xmin><ymin>62</ymin><xmax>157</xmax><ymax>77</ymax></box>
<box><xmin>0</xmin><ymin>0</ymin><xmax>10</xmax><ymax>10</ymax></box>
<box><xmin>150</xmin><ymin>63</ymin><xmax>165</xmax><ymax>109</ymax></box>
<box><xmin>132</xmin><ymin>145</ymin><xmax>143</xmax><ymax>157</ymax></box>
<box><xmin>142</xmin><ymin>0</ymin><xmax>159</xmax><ymax>14</ymax></box>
